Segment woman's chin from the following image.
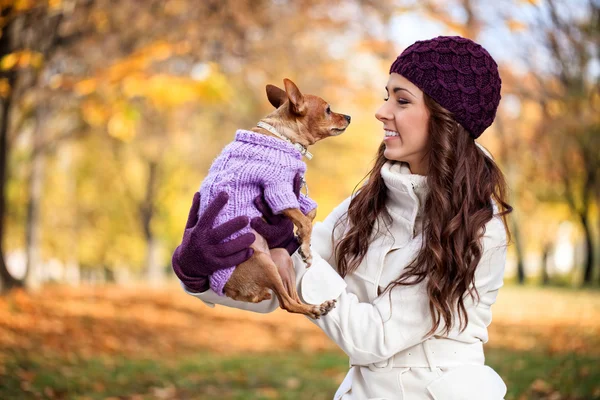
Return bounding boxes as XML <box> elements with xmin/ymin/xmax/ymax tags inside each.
<box><xmin>383</xmin><ymin>147</ymin><xmax>405</xmax><ymax>162</ymax></box>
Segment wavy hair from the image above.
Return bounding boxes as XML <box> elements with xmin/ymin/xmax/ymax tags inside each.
<box><xmin>333</xmin><ymin>93</ymin><xmax>513</xmax><ymax>336</ymax></box>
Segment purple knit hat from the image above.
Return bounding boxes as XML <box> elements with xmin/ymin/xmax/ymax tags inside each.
<box><xmin>389</xmin><ymin>36</ymin><xmax>501</xmax><ymax>139</ymax></box>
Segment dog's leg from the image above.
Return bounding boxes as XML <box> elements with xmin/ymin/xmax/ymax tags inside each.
<box><xmin>268</xmin><ymin>248</ymin><xmax>336</xmax><ymax>317</ymax></box>
<box><xmin>281</xmin><ymin>208</ymin><xmax>313</xmax><ymax>267</ymax></box>
<box><xmin>270</xmin><ymin>248</ymin><xmax>301</xmax><ymax>303</ymax></box>
<box><xmin>270</xmin><ymin>248</ymin><xmax>335</xmax><ymax>316</ymax></box>
<box><xmin>226</xmin><ymin>249</ymin><xmax>335</xmax><ymax>318</ymax></box>
<box><xmin>306</xmin><ymin>208</ymin><xmax>317</xmax><ymax>223</ymax></box>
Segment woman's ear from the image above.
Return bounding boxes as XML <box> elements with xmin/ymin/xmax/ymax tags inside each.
<box><xmin>266</xmin><ymin>84</ymin><xmax>287</xmax><ymax>108</ymax></box>
<box><xmin>283</xmin><ymin>78</ymin><xmax>306</xmax><ymax>115</ymax></box>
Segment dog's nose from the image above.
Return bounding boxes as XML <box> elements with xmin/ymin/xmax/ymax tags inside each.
<box><xmin>344</xmin><ymin>115</ymin><xmax>351</xmax><ymax>123</ymax></box>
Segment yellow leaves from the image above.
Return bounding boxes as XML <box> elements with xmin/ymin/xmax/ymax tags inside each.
<box><xmin>164</xmin><ymin>0</ymin><xmax>188</xmax><ymax>16</ymax></box>
<box><xmin>0</xmin><ymin>78</ymin><xmax>11</xmax><ymax>98</ymax></box>
<box><xmin>81</xmin><ymin>60</ymin><xmax>230</xmax><ymax>110</ymax></box>
<box><xmin>81</xmin><ymin>99</ymin><xmax>109</xmax><ymax>127</ymax></box>
<box><xmin>107</xmin><ymin>110</ymin><xmax>137</xmax><ymax>142</ymax></box>
<box><xmin>48</xmin><ymin>0</ymin><xmax>62</xmax><ymax>10</ymax></box>
<box><xmin>144</xmin><ymin>72</ymin><xmax>231</xmax><ymax>108</ymax></box>
<box><xmin>150</xmin><ymin>42</ymin><xmax>174</xmax><ymax>61</ymax></box>
<box><xmin>0</xmin><ymin>50</ymin><xmax>43</xmax><ymax>71</ymax></box>
<box><xmin>121</xmin><ymin>73</ymin><xmax>147</xmax><ymax>98</ymax></box>
<box><xmin>546</xmin><ymin>99</ymin><xmax>564</xmax><ymax>118</ymax></box>
<box><xmin>91</xmin><ymin>9</ymin><xmax>109</xmax><ymax>33</ymax></box>
<box><xmin>506</xmin><ymin>19</ymin><xmax>527</xmax><ymax>32</ymax></box>
<box><xmin>13</xmin><ymin>0</ymin><xmax>35</xmax><ymax>11</ymax></box>
<box><xmin>106</xmin><ymin>41</ymin><xmax>175</xmax><ymax>84</ymax></box>
<box><xmin>74</xmin><ymin>79</ymin><xmax>97</xmax><ymax>96</ymax></box>
<box><xmin>122</xmin><ymin>72</ymin><xmax>228</xmax><ymax>108</ymax></box>
<box><xmin>2</xmin><ymin>53</ymin><xmax>19</xmax><ymax>69</ymax></box>
<box><xmin>83</xmin><ymin>99</ymin><xmax>139</xmax><ymax>141</ymax></box>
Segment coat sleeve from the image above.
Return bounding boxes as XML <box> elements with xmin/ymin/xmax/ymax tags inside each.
<box><xmin>180</xmin><ymin>194</ymin><xmax>353</xmax><ymax>313</ymax></box>
<box><xmin>297</xmin><ymin>215</ymin><xmax>508</xmax><ymax>365</ymax></box>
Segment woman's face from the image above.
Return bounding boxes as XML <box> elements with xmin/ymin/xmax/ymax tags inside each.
<box><xmin>375</xmin><ymin>73</ymin><xmax>430</xmax><ymax>175</ymax></box>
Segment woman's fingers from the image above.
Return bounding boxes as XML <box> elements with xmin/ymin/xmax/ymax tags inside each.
<box><xmin>217</xmin><ymin>248</ymin><xmax>255</xmax><ymax>271</ymax></box>
<box><xmin>198</xmin><ymin>191</ymin><xmax>229</xmax><ymax>229</ymax></box>
<box><xmin>213</xmin><ymin>233</ymin><xmax>255</xmax><ymax>257</ymax></box>
<box><xmin>210</xmin><ymin>216</ymin><xmax>250</xmax><ymax>242</ymax></box>
<box><xmin>250</xmin><ymin>217</ymin><xmax>275</xmax><ymax>239</ymax></box>
<box><xmin>253</xmin><ymin>194</ymin><xmax>275</xmax><ymax>218</ymax></box>
<box><xmin>185</xmin><ymin>192</ymin><xmax>202</xmax><ymax>230</ymax></box>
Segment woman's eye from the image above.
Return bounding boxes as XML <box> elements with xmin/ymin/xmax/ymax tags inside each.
<box><xmin>397</xmin><ymin>99</ymin><xmax>409</xmax><ymax>105</ymax></box>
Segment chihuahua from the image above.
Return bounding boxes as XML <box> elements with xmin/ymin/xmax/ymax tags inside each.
<box><xmin>199</xmin><ymin>78</ymin><xmax>350</xmax><ymax>318</ymax></box>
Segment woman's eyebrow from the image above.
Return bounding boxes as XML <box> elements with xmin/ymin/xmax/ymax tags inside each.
<box><xmin>385</xmin><ymin>86</ymin><xmax>416</xmax><ymax>98</ymax></box>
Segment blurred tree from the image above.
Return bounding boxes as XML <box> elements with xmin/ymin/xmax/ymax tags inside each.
<box><xmin>2</xmin><ymin>0</ymin><xmax>399</xmax><ymax>289</ymax></box>
<box><xmin>0</xmin><ymin>1</ymin><xmax>67</xmax><ymax>292</ymax></box>
<box><xmin>515</xmin><ymin>0</ymin><xmax>599</xmax><ymax>285</ymax></box>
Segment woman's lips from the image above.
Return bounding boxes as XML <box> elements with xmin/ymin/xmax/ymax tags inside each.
<box><xmin>384</xmin><ymin>129</ymin><xmax>399</xmax><ymax>141</ymax></box>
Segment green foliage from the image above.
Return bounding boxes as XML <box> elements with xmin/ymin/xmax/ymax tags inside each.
<box><xmin>1</xmin><ymin>349</ymin><xmax>598</xmax><ymax>399</ymax></box>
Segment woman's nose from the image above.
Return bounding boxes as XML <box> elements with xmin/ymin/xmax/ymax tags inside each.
<box><xmin>375</xmin><ymin>103</ymin><xmax>391</xmax><ymax>122</ymax></box>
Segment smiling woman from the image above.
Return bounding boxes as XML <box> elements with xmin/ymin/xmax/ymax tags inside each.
<box><xmin>175</xmin><ymin>35</ymin><xmax>512</xmax><ymax>400</ymax></box>
<box><xmin>377</xmin><ymin>74</ymin><xmax>431</xmax><ymax>176</ymax></box>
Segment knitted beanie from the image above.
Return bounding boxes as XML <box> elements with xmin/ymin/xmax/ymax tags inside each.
<box><xmin>389</xmin><ymin>36</ymin><xmax>501</xmax><ymax>139</ymax></box>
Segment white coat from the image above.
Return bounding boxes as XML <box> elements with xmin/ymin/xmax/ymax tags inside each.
<box><xmin>182</xmin><ymin>160</ymin><xmax>508</xmax><ymax>400</ymax></box>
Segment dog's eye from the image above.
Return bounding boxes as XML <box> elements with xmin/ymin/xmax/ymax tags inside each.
<box><xmin>326</xmin><ymin>106</ymin><xmax>331</xmax><ymax>115</ymax></box>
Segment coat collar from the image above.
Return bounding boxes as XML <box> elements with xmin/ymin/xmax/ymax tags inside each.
<box><xmin>380</xmin><ymin>161</ymin><xmax>429</xmax><ymax>247</ymax></box>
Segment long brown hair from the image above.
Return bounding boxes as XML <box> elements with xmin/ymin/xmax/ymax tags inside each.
<box><xmin>334</xmin><ymin>93</ymin><xmax>513</xmax><ymax>337</ymax></box>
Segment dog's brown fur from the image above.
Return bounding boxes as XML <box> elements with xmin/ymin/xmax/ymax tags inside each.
<box><xmin>222</xmin><ymin>79</ymin><xmax>351</xmax><ymax>319</ymax></box>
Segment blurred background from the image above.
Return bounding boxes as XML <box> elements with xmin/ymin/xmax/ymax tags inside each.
<box><xmin>0</xmin><ymin>0</ymin><xmax>598</xmax><ymax>399</ymax></box>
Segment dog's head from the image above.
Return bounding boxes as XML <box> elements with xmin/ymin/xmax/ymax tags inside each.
<box><xmin>264</xmin><ymin>79</ymin><xmax>350</xmax><ymax>145</ymax></box>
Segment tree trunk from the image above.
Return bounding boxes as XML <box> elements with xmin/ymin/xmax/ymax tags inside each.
<box><xmin>597</xmin><ymin>188</ymin><xmax>600</xmax><ymax>285</ymax></box>
<box><xmin>145</xmin><ymin>236</ymin><xmax>163</xmax><ymax>286</ymax></box>
<box><xmin>541</xmin><ymin>241</ymin><xmax>551</xmax><ymax>285</ymax></box>
<box><xmin>0</xmin><ymin>14</ymin><xmax>23</xmax><ymax>294</ymax></box>
<box><xmin>0</xmin><ymin>6</ymin><xmax>63</xmax><ymax>294</ymax></box>
<box><xmin>510</xmin><ymin>216</ymin><xmax>526</xmax><ymax>284</ymax></box>
<box><xmin>141</xmin><ymin>160</ymin><xmax>163</xmax><ymax>285</ymax></box>
<box><xmin>24</xmin><ymin>106</ymin><xmax>48</xmax><ymax>289</ymax></box>
<box><xmin>63</xmin><ymin>143</ymin><xmax>80</xmax><ymax>285</ymax></box>
<box><xmin>580</xmin><ymin>213</ymin><xmax>594</xmax><ymax>285</ymax></box>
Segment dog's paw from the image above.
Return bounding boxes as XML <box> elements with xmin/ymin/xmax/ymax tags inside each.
<box><xmin>299</xmin><ymin>246</ymin><xmax>312</xmax><ymax>266</ymax></box>
<box><xmin>308</xmin><ymin>305</ymin><xmax>322</xmax><ymax>319</ymax></box>
<box><xmin>319</xmin><ymin>299</ymin><xmax>337</xmax><ymax>316</ymax></box>
<box><xmin>307</xmin><ymin>300</ymin><xmax>336</xmax><ymax>319</ymax></box>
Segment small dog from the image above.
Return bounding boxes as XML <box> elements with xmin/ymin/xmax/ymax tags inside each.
<box><xmin>198</xmin><ymin>78</ymin><xmax>350</xmax><ymax>318</ymax></box>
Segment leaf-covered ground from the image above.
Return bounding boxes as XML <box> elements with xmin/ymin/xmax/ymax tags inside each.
<box><xmin>1</xmin><ymin>284</ymin><xmax>599</xmax><ymax>399</ymax></box>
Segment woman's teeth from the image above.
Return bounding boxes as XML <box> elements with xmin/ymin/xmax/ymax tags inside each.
<box><xmin>384</xmin><ymin>130</ymin><xmax>399</xmax><ymax>137</ymax></box>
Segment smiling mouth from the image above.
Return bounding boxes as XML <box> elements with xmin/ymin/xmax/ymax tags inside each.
<box><xmin>384</xmin><ymin>129</ymin><xmax>399</xmax><ymax>138</ymax></box>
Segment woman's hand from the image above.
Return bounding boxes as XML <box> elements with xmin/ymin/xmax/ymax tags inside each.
<box><xmin>172</xmin><ymin>191</ymin><xmax>256</xmax><ymax>292</ymax></box>
<box><xmin>250</xmin><ymin>173</ymin><xmax>302</xmax><ymax>255</ymax></box>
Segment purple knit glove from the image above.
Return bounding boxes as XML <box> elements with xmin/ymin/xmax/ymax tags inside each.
<box><xmin>172</xmin><ymin>191</ymin><xmax>256</xmax><ymax>293</ymax></box>
<box><xmin>250</xmin><ymin>173</ymin><xmax>303</xmax><ymax>255</ymax></box>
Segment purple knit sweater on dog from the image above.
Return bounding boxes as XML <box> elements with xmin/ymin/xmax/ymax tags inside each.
<box><xmin>200</xmin><ymin>129</ymin><xmax>317</xmax><ymax>296</ymax></box>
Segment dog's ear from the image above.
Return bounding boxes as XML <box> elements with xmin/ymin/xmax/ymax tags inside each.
<box><xmin>283</xmin><ymin>78</ymin><xmax>306</xmax><ymax>115</ymax></box>
<box><xmin>266</xmin><ymin>84</ymin><xmax>287</xmax><ymax>108</ymax></box>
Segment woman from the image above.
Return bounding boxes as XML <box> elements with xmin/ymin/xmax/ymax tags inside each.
<box><xmin>172</xmin><ymin>36</ymin><xmax>512</xmax><ymax>399</ymax></box>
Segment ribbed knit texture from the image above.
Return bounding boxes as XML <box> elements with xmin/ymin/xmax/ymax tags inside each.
<box><xmin>380</xmin><ymin>161</ymin><xmax>429</xmax><ymax>235</ymax></box>
<box><xmin>201</xmin><ymin>129</ymin><xmax>317</xmax><ymax>295</ymax></box>
<box><xmin>389</xmin><ymin>36</ymin><xmax>501</xmax><ymax>139</ymax></box>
